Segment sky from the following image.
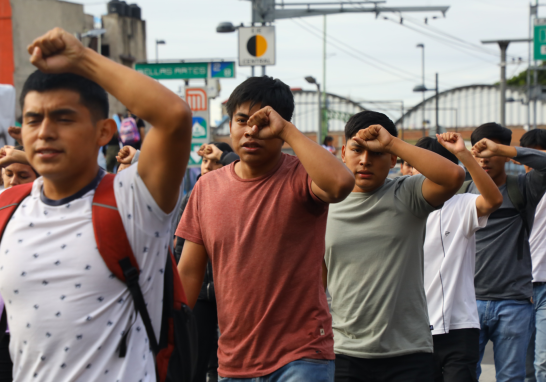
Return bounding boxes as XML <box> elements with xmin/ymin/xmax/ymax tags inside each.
<box><xmin>75</xmin><ymin>0</ymin><xmax>535</xmax><ymax>123</ymax></box>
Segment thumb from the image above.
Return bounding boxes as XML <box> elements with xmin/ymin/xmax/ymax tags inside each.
<box><xmin>29</xmin><ymin>47</ymin><xmax>47</xmax><ymax>71</ymax></box>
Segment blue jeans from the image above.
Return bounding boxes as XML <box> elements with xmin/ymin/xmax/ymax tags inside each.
<box><xmin>525</xmin><ymin>283</ymin><xmax>546</xmax><ymax>382</ymax></box>
<box><xmin>218</xmin><ymin>358</ymin><xmax>335</xmax><ymax>382</ymax></box>
<box><xmin>477</xmin><ymin>299</ymin><xmax>534</xmax><ymax>382</ymax></box>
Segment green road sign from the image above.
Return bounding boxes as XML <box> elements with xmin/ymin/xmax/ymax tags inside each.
<box><xmin>189</xmin><ymin>143</ymin><xmax>203</xmax><ymax>166</ymax></box>
<box><xmin>135</xmin><ymin>62</ymin><xmax>236</xmax><ymax>80</ymax></box>
<box><xmin>534</xmin><ymin>19</ymin><xmax>546</xmax><ymax>60</ymax></box>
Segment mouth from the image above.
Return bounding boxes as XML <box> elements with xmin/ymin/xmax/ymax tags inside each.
<box><xmin>481</xmin><ymin>167</ymin><xmax>491</xmax><ymax>173</ymax></box>
<box><xmin>35</xmin><ymin>147</ymin><xmax>63</xmax><ymax>160</ymax></box>
<box><xmin>356</xmin><ymin>171</ymin><xmax>373</xmax><ymax>179</ymax></box>
<box><xmin>241</xmin><ymin>141</ymin><xmax>262</xmax><ymax>153</ymax></box>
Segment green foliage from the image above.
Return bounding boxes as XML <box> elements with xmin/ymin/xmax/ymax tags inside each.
<box><xmin>506</xmin><ymin>64</ymin><xmax>546</xmax><ymax>86</ymax></box>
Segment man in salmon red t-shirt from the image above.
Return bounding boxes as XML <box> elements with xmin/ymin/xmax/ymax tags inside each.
<box><xmin>176</xmin><ymin>76</ymin><xmax>355</xmax><ymax>381</ymax></box>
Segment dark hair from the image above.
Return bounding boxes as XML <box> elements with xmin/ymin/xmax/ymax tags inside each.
<box><xmin>210</xmin><ymin>142</ymin><xmax>233</xmax><ymax>153</ymax></box>
<box><xmin>415</xmin><ymin>136</ymin><xmax>458</xmax><ymax>165</ymax></box>
<box><xmin>345</xmin><ymin>111</ymin><xmax>398</xmax><ymax>141</ymax></box>
<box><xmin>471</xmin><ymin>122</ymin><xmax>512</xmax><ymax>146</ymax></box>
<box><xmin>323</xmin><ymin>136</ymin><xmax>334</xmax><ymax>145</ymax></box>
<box><xmin>225</xmin><ymin>76</ymin><xmax>294</xmax><ymax>121</ymax></box>
<box><xmin>20</xmin><ymin>70</ymin><xmax>108</xmax><ymax>122</ymax></box>
<box><xmin>520</xmin><ymin>129</ymin><xmax>546</xmax><ymax>149</ymax></box>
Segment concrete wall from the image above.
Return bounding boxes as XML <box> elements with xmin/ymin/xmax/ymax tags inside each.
<box><xmin>11</xmin><ymin>0</ymin><xmax>93</xmax><ymax>115</ymax></box>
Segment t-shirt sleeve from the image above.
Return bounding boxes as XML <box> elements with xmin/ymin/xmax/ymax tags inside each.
<box><xmin>395</xmin><ymin>174</ymin><xmax>439</xmax><ymax>218</ymax></box>
<box><xmin>114</xmin><ymin>165</ymin><xmax>174</xmax><ymax>265</ymax></box>
<box><xmin>456</xmin><ymin>193</ymin><xmax>489</xmax><ymax>238</ymax></box>
<box><xmin>175</xmin><ymin>183</ymin><xmax>204</xmax><ymax>245</ymax></box>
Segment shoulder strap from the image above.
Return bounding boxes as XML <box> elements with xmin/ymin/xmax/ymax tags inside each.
<box><xmin>92</xmin><ymin>174</ymin><xmax>159</xmax><ymax>357</ymax></box>
<box><xmin>0</xmin><ymin>183</ymin><xmax>33</xmax><ymax>340</ymax></box>
<box><xmin>456</xmin><ymin>180</ymin><xmax>473</xmax><ymax>195</ymax></box>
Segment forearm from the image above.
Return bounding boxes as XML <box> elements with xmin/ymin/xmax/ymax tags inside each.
<box><xmin>512</xmin><ymin>147</ymin><xmax>546</xmax><ymax>172</ymax></box>
<box><xmin>282</xmin><ymin>124</ymin><xmax>354</xmax><ymax>200</ymax></box>
<box><xmin>390</xmin><ymin>138</ymin><xmax>463</xmax><ymax>188</ymax></box>
<box><xmin>74</xmin><ymin>48</ymin><xmax>190</xmax><ymax>131</ymax></box>
<box><xmin>457</xmin><ymin>150</ymin><xmax>502</xmax><ymax>212</ymax></box>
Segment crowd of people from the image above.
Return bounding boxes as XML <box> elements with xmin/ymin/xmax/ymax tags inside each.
<box><xmin>0</xmin><ymin>26</ymin><xmax>545</xmax><ymax>382</ymax></box>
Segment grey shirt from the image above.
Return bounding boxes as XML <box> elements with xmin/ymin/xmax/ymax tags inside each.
<box><xmin>325</xmin><ymin>175</ymin><xmax>437</xmax><ymax>358</ymax></box>
<box><xmin>469</xmin><ymin>147</ymin><xmax>546</xmax><ymax>300</ymax></box>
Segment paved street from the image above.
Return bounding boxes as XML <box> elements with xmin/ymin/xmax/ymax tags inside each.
<box><xmin>480</xmin><ymin>342</ymin><xmax>496</xmax><ymax>382</ymax></box>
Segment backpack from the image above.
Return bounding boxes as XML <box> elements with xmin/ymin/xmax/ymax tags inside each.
<box><xmin>0</xmin><ymin>174</ymin><xmax>198</xmax><ymax>382</ymax></box>
<box><xmin>457</xmin><ymin>174</ymin><xmax>528</xmax><ymax>260</ymax></box>
<box><xmin>119</xmin><ymin>117</ymin><xmax>141</xmax><ymax>145</ymax></box>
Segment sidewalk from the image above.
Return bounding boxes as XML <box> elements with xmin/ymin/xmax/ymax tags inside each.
<box><xmin>480</xmin><ymin>342</ymin><xmax>496</xmax><ymax>382</ymax></box>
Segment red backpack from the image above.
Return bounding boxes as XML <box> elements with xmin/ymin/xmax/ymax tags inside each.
<box><xmin>0</xmin><ymin>174</ymin><xmax>197</xmax><ymax>382</ymax></box>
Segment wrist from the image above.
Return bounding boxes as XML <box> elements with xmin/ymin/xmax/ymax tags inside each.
<box><xmin>71</xmin><ymin>48</ymin><xmax>99</xmax><ymax>79</ymax></box>
<box><xmin>455</xmin><ymin>149</ymin><xmax>472</xmax><ymax>161</ymax></box>
<box><xmin>387</xmin><ymin>136</ymin><xmax>402</xmax><ymax>155</ymax></box>
<box><xmin>279</xmin><ymin>122</ymin><xmax>298</xmax><ymax>142</ymax></box>
<box><xmin>497</xmin><ymin>144</ymin><xmax>517</xmax><ymax>158</ymax></box>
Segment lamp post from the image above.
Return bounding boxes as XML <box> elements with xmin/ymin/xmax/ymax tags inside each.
<box><xmin>416</xmin><ymin>43</ymin><xmax>426</xmax><ymax>137</ymax></box>
<box><xmin>82</xmin><ymin>29</ymin><xmax>106</xmax><ymax>56</ymax></box>
<box><xmin>413</xmin><ymin>72</ymin><xmax>440</xmax><ymax>135</ymax></box>
<box><xmin>155</xmin><ymin>39</ymin><xmax>166</xmax><ymax>63</ymax></box>
<box><xmin>305</xmin><ymin>76</ymin><xmax>322</xmax><ymax>145</ymax></box>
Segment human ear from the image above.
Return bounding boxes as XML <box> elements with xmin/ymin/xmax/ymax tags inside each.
<box><xmin>389</xmin><ymin>154</ymin><xmax>397</xmax><ymax>169</ymax></box>
<box><xmin>341</xmin><ymin>145</ymin><xmax>346</xmax><ymax>163</ymax></box>
<box><xmin>97</xmin><ymin>119</ymin><xmax>117</xmax><ymax>147</ymax></box>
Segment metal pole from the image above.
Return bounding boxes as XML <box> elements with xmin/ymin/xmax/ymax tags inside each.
<box><xmin>262</xmin><ymin>66</ymin><xmax>266</xmax><ymax>76</ymax></box>
<box><xmin>155</xmin><ymin>41</ymin><xmax>158</xmax><ymax>63</ymax></box>
<box><xmin>317</xmin><ymin>83</ymin><xmax>322</xmax><ymax>145</ymax></box>
<box><xmin>535</xmin><ymin>0</ymin><xmax>539</xmax><ymax>129</ymax></box>
<box><xmin>98</xmin><ymin>34</ymin><xmax>102</xmax><ymax>56</ymax></box>
<box><xmin>528</xmin><ymin>4</ymin><xmax>533</xmax><ymax>130</ymax></box>
<box><xmin>322</xmin><ymin>15</ymin><xmax>327</xmax><ymax>139</ymax></box>
<box><xmin>421</xmin><ymin>45</ymin><xmax>425</xmax><ymax>137</ymax></box>
<box><xmin>251</xmin><ymin>66</ymin><xmax>255</xmax><ymax>77</ymax></box>
<box><xmin>400</xmin><ymin>101</ymin><xmax>404</xmax><ymax>141</ymax></box>
<box><xmin>435</xmin><ymin>72</ymin><xmax>439</xmax><ymax>135</ymax></box>
<box><xmin>499</xmin><ymin>41</ymin><xmax>508</xmax><ymax>127</ymax></box>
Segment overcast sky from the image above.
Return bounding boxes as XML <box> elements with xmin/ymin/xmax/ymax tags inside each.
<box><xmin>76</xmin><ymin>0</ymin><xmax>534</xmax><ymax>122</ymax></box>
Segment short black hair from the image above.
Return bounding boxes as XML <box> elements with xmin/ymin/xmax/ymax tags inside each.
<box><xmin>415</xmin><ymin>136</ymin><xmax>458</xmax><ymax>165</ymax></box>
<box><xmin>323</xmin><ymin>136</ymin><xmax>334</xmax><ymax>145</ymax></box>
<box><xmin>20</xmin><ymin>70</ymin><xmax>108</xmax><ymax>122</ymax></box>
<box><xmin>226</xmin><ymin>76</ymin><xmax>294</xmax><ymax>121</ymax></box>
<box><xmin>345</xmin><ymin>111</ymin><xmax>398</xmax><ymax>141</ymax></box>
<box><xmin>471</xmin><ymin>122</ymin><xmax>512</xmax><ymax>146</ymax></box>
<box><xmin>520</xmin><ymin>129</ymin><xmax>546</xmax><ymax>149</ymax></box>
<box><xmin>210</xmin><ymin>142</ymin><xmax>233</xmax><ymax>153</ymax></box>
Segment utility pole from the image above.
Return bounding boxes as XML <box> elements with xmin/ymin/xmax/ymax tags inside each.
<box><xmin>322</xmin><ymin>15</ymin><xmax>327</xmax><ymax>140</ymax></box>
<box><xmin>482</xmin><ymin>38</ymin><xmax>530</xmax><ymax>128</ymax></box>
<box><xmin>435</xmin><ymin>73</ymin><xmax>439</xmax><ymax>135</ymax></box>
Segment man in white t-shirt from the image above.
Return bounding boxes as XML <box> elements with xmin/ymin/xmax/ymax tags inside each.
<box><xmin>0</xmin><ymin>28</ymin><xmax>191</xmax><ymax>381</ymax></box>
<box><xmin>413</xmin><ymin>132</ymin><xmax>502</xmax><ymax>382</ymax></box>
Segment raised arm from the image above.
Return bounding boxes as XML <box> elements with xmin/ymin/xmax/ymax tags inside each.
<box><xmin>177</xmin><ymin>241</ymin><xmax>209</xmax><ymax>309</ymax></box>
<box><xmin>354</xmin><ymin>125</ymin><xmax>465</xmax><ymax>207</ymax></box>
<box><xmin>0</xmin><ymin>146</ymin><xmax>31</xmax><ymax>168</ymax></box>
<box><xmin>27</xmin><ymin>28</ymin><xmax>192</xmax><ymax>212</ymax></box>
<box><xmin>247</xmin><ymin>107</ymin><xmax>354</xmax><ymax>203</ymax></box>
<box><xmin>438</xmin><ymin>133</ymin><xmax>502</xmax><ymax>217</ymax></box>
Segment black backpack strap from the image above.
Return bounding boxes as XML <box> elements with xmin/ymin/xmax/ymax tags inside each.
<box><xmin>118</xmin><ymin>257</ymin><xmax>159</xmax><ymax>355</ymax></box>
<box><xmin>456</xmin><ymin>180</ymin><xmax>473</xmax><ymax>195</ymax></box>
<box><xmin>0</xmin><ymin>307</ymin><xmax>6</xmax><ymax>342</ymax></box>
<box><xmin>507</xmin><ymin>174</ymin><xmax>529</xmax><ymax>260</ymax></box>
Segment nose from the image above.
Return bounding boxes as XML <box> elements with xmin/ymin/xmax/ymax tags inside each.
<box><xmin>9</xmin><ymin>176</ymin><xmax>20</xmax><ymax>187</ymax></box>
<box><xmin>360</xmin><ymin>150</ymin><xmax>372</xmax><ymax>166</ymax></box>
<box><xmin>37</xmin><ymin>117</ymin><xmax>57</xmax><ymax>141</ymax></box>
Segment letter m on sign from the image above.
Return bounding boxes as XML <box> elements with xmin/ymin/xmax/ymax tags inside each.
<box><xmin>185</xmin><ymin>88</ymin><xmax>208</xmax><ymax>111</ymax></box>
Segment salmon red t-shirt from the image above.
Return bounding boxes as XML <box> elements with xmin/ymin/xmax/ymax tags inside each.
<box><xmin>176</xmin><ymin>153</ymin><xmax>334</xmax><ymax>378</ymax></box>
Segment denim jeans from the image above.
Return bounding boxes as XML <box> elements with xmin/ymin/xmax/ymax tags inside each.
<box><xmin>477</xmin><ymin>299</ymin><xmax>534</xmax><ymax>382</ymax></box>
<box><xmin>218</xmin><ymin>358</ymin><xmax>335</xmax><ymax>382</ymax></box>
<box><xmin>525</xmin><ymin>283</ymin><xmax>546</xmax><ymax>382</ymax></box>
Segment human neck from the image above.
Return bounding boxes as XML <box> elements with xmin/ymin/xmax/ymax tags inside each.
<box><xmin>235</xmin><ymin>152</ymin><xmax>283</xmax><ymax>179</ymax></box>
<box><xmin>492</xmin><ymin>171</ymin><xmax>507</xmax><ymax>187</ymax></box>
<box><xmin>42</xmin><ymin>165</ymin><xmax>101</xmax><ymax>200</ymax></box>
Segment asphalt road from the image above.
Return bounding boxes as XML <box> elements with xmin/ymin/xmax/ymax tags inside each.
<box><xmin>480</xmin><ymin>341</ymin><xmax>496</xmax><ymax>382</ymax></box>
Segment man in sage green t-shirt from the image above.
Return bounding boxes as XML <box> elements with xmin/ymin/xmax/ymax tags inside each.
<box><xmin>324</xmin><ymin>111</ymin><xmax>465</xmax><ymax>382</ymax></box>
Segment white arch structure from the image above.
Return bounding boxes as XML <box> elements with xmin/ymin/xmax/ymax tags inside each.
<box><xmin>397</xmin><ymin>84</ymin><xmax>546</xmax><ymax>131</ymax></box>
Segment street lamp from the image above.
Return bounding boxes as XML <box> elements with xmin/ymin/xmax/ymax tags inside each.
<box><xmin>416</xmin><ymin>43</ymin><xmax>426</xmax><ymax>137</ymax></box>
<box><xmin>155</xmin><ymin>39</ymin><xmax>166</xmax><ymax>63</ymax></box>
<box><xmin>82</xmin><ymin>29</ymin><xmax>106</xmax><ymax>55</ymax></box>
<box><xmin>305</xmin><ymin>76</ymin><xmax>323</xmax><ymax>145</ymax></box>
<box><xmin>413</xmin><ymin>72</ymin><xmax>440</xmax><ymax>136</ymax></box>
<box><xmin>216</xmin><ymin>22</ymin><xmax>238</xmax><ymax>33</ymax></box>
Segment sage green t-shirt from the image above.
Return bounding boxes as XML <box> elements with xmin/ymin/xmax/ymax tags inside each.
<box><xmin>325</xmin><ymin>174</ymin><xmax>437</xmax><ymax>359</ymax></box>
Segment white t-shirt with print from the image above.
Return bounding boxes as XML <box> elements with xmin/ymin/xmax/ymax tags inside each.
<box><xmin>0</xmin><ymin>165</ymin><xmax>173</xmax><ymax>381</ymax></box>
<box><xmin>424</xmin><ymin>194</ymin><xmax>488</xmax><ymax>335</ymax></box>
<box><xmin>531</xmin><ymin>196</ymin><xmax>546</xmax><ymax>282</ymax></box>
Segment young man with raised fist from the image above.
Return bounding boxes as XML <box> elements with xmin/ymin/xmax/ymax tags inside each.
<box><xmin>0</xmin><ymin>27</ymin><xmax>191</xmax><ymax>381</ymax></box>
<box><xmin>177</xmin><ymin>76</ymin><xmax>355</xmax><ymax>381</ymax></box>
<box><xmin>468</xmin><ymin>123</ymin><xmax>546</xmax><ymax>382</ymax></box>
<box><xmin>324</xmin><ymin>111</ymin><xmax>465</xmax><ymax>382</ymax></box>
<box><xmin>415</xmin><ymin>133</ymin><xmax>502</xmax><ymax>382</ymax></box>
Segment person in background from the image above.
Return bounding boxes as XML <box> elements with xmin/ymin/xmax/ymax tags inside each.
<box><xmin>123</xmin><ymin>110</ymin><xmax>146</xmax><ymax>150</ymax></box>
<box><xmin>324</xmin><ymin>111</ymin><xmax>464</xmax><ymax>382</ymax></box>
<box><xmin>102</xmin><ymin>115</ymin><xmax>121</xmax><ymax>173</ymax></box>
<box><xmin>7</xmin><ymin>117</ymin><xmax>23</xmax><ymax>147</ymax></box>
<box><xmin>322</xmin><ymin>135</ymin><xmax>337</xmax><ymax>155</ymax></box>
<box><xmin>416</xmin><ymin>134</ymin><xmax>502</xmax><ymax>382</ymax></box>
<box><xmin>521</xmin><ymin>129</ymin><xmax>546</xmax><ymax>382</ymax></box>
<box><xmin>467</xmin><ymin>123</ymin><xmax>546</xmax><ymax>382</ymax></box>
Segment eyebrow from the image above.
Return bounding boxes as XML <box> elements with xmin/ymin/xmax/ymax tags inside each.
<box><xmin>24</xmin><ymin>108</ymin><xmax>78</xmax><ymax>119</ymax></box>
<box><xmin>235</xmin><ymin>112</ymin><xmax>250</xmax><ymax>118</ymax></box>
<box><xmin>349</xmin><ymin>141</ymin><xmax>364</xmax><ymax>148</ymax></box>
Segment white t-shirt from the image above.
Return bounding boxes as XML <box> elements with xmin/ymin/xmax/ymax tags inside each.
<box><xmin>0</xmin><ymin>165</ymin><xmax>173</xmax><ymax>381</ymax></box>
<box><xmin>531</xmin><ymin>196</ymin><xmax>546</xmax><ymax>282</ymax></box>
<box><xmin>424</xmin><ymin>194</ymin><xmax>488</xmax><ymax>335</ymax></box>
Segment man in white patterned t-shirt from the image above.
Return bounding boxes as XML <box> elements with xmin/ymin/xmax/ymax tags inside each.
<box><xmin>414</xmin><ymin>132</ymin><xmax>502</xmax><ymax>382</ymax></box>
<box><xmin>0</xmin><ymin>28</ymin><xmax>191</xmax><ymax>381</ymax></box>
